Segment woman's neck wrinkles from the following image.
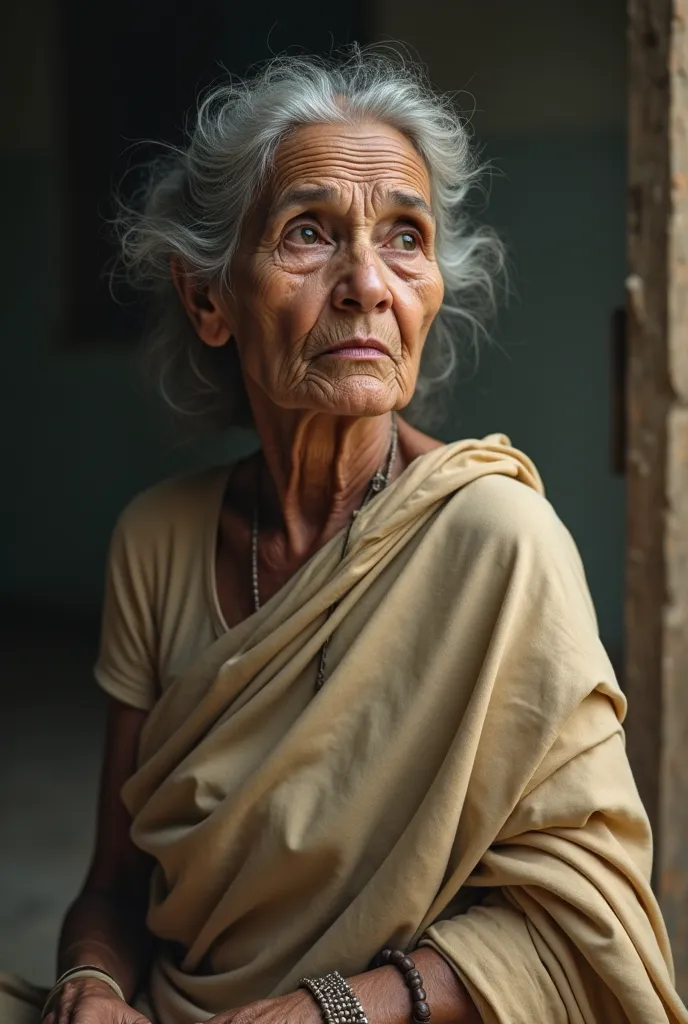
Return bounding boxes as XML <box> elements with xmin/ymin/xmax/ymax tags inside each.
<box><xmin>254</xmin><ymin>409</ymin><xmax>396</xmax><ymax>560</ymax></box>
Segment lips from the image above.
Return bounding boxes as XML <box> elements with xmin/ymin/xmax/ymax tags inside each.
<box><xmin>321</xmin><ymin>338</ymin><xmax>391</xmax><ymax>357</ymax></box>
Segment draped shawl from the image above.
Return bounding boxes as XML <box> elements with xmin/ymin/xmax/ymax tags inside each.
<box><xmin>118</xmin><ymin>437</ymin><xmax>687</xmax><ymax>1024</ymax></box>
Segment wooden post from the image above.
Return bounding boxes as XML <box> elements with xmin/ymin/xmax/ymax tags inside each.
<box><xmin>626</xmin><ymin>0</ymin><xmax>688</xmax><ymax>998</ymax></box>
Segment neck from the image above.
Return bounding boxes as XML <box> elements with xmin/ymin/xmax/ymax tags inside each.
<box><xmin>251</xmin><ymin>401</ymin><xmax>397</xmax><ymax>559</ymax></box>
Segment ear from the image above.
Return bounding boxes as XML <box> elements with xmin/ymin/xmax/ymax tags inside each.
<box><xmin>170</xmin><ymin>256</ymin><xmax>233</xmax><ymax>348</ymax></box>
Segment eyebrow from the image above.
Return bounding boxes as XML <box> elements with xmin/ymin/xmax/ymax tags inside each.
<box><xmin>268</xmin><ymin>185</ymin><xmax>434</xmax><ymax>220</ymax></box>
<box><xmin>269</xmin><ymin>185</ymin><xmax>338</xmax><ymax>220</ymax></box>
<box><xmin>387</xmin><ymin>189</ymin><xmax>434</xmax><ymax>219</ymax></box>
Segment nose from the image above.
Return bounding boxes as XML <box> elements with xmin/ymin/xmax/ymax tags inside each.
<box><xmin>331</xmin><ymin>252</ymin><xmax>393</xmax><ymax>313</ymax></box>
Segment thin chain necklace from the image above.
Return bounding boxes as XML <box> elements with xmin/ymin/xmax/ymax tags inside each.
<box><xmin>252</xmin><ymin>415</ymin><xmax>399</xmax><ymax>691</ymax></box>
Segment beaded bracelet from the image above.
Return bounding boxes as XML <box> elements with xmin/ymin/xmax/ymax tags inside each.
<box><xmin>378</xmin><ymin>948</ymin><xmax>431</xmax><ymax>1023</ymax></box>
<box><xmin>299</xmin><ymin>970</ymin><xmax>369</xmax><ymax>1024</ymax></box>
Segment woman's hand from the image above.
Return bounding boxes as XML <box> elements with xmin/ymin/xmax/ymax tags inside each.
<box><xmin>42</xmin><ymin>977</ymin><xmax>151</xmax><ymax>1024</ymax></box>
<box><xmin>200</xmin><ymin>988</ymin><xmax>320</xmax><ymax>1024</ymax></box>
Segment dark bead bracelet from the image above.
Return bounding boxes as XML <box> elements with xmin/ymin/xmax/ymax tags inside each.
<box><xmin>377</xmin><ymin>948</ymin><xmax>431</xmax><ymax>1023</ymax></box>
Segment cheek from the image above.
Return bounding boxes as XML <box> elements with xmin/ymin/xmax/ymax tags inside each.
<box><xmin>276</xmin><ymin>272</ymin><xmax>331</xmax><ymax>332</ymax></box>
<box><xmin>395</xmin><ymin>272</ymin><xmax>445</xmax><ymax>350</ymax></box>
<box><xmin>244</xmin><ymin>265</ymin><xmax>328</xmax><ymax>342</ymax></box>
<box><xmin>418</xmin><ymin>266</ymin><xmax>445</xmax><ymax>325</ymax></box>
<box><xmin>233</xmin><ymin>265</ymin><xmax>329</xmax><ymax>380</ymax></box>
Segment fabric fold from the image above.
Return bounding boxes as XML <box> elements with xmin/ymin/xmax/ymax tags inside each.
<box><xmin>421</xmin><ymin>892</ymin><xmax>570</xmax><ymax>1024</ymax></box>
<box><xmin>105</xmin><ymin>437</ymin><xmax>686</xmax><ymax>1022</ymax></box>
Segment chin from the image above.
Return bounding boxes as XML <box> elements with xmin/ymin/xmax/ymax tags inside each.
<box><xmin>320</xmin><ymin>380</ymin><xmax>405</xmax><ymax>418</ymax></box>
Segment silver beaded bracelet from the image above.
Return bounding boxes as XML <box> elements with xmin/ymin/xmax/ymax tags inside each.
<box><xmin>299</xmin><ymin>970</ymin><xmax>369</xmax><ymax>1024</ymax></box>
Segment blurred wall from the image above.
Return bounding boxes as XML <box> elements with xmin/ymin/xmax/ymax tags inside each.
<box><xmin>1</xmin><ymin>1</ymin><xmax>240</xmax><ymax>610</ymax></box>
<box><xmin>372</xmin><ymin>0</ymin><xmax>627</xmax><ymax>659</ymax></box>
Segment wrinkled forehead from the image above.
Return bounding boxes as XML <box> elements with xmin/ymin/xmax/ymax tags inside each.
<box><xmin>265</xmin><ymin>121</ymin><xmax>433</xmax><ymax>211</ymax></box>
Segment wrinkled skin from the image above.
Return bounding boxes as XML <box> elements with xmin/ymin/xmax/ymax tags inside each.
<box><xmin>42</xmin><ymin>977</ymin><xmax>150</xmax><ymax>1023</ymax></box>
<box><xmin>225</xmin><ymin>121</ymin><xmax>445</xmax><ymax>420</ymax></box>
<box><xmin>179</xmin><ymin>120</ymin><xmax>445</xmax><ymax>420</ymax></box>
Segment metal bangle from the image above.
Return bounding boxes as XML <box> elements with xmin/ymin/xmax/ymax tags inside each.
<box><xmin>41</xmin><ymin>966</ymin><xmax>125</xmax><ymax>1018</ymax></box>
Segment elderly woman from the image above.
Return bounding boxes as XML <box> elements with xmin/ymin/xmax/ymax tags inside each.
<box><xmin>2</xmin><ymin>49</ymin><xmax>687</xmax><ymax>1024</ymax></box>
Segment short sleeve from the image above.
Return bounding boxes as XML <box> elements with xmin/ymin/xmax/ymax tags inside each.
<box><xmin>94</xmin><ymin>505</ymin><xmax>159</xmax><ymax>711</ymax></box>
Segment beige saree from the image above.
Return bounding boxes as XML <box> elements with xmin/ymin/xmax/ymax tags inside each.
<box><xmin>3</xmin><ymin>437</ymin><xmax>687</xmax><ymax>1023</ymax></box>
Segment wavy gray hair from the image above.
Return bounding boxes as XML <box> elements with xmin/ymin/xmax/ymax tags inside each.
<box><xmin>116</xmin><ymin>46</ymin><xmax>504</xmax><ymax>430</ymax></box>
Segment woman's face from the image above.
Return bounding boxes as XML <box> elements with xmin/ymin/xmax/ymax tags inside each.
<box><xmin>217</xmin><ymin>121</ymin><xmax>445</xmax><ymax>418</ymax></box>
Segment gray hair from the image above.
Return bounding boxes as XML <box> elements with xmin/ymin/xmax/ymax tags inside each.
<box><xmin>116</xmin><ymin>46</ymin><xmax>504</xmax><ymax>431</ymax></box>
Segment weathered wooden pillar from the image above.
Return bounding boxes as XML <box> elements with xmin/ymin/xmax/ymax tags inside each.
<box><xmin>626</xmin><ymin>0</ymin><xmax>688</xmax><ymax>998</ymax></box>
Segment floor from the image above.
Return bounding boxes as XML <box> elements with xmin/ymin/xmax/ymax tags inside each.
<box><xmin>0</xmin><ymin>609</ymin><xmax>105</xmax><ymax>985</ymax></box>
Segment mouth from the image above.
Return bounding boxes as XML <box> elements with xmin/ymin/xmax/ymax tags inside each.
<box><xmin>319</xmin><ymin>338</ymin><xmax>392</xmax><ymax>360</ymax></box>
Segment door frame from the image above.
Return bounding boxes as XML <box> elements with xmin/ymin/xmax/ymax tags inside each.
<box><xmin>625</xmin><ymin>0</ymin><xmax>688</xmax><ymax>999</ymax></box>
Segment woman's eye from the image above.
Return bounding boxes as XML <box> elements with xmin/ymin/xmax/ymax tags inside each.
<box><xmin>287</xmin><ymin>225</ymin><xmax>321</xmax><ymax>245</ymax></box>
<box><xmin>389</xmin><ymin>231</ymin><xmax>418</xmax><ymax>252</ymax></box>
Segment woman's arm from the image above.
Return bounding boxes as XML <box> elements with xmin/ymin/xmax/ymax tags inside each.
<box><xmin>57</xmin><ymin>697</ymin><xmax>154</xmax><ymax>1002</ymax></box>
<box><xmin>66</xmin><ymin>702</ymin><xmax>479</xmax><ymax>1024</ymax></box>
<box><xmin>350</xmin><ymin>949</ymin><xmax>483</xmax><ymax>1024</ymax></box>
<box><xmin>201</xmin><ymin>948</ymin><xmax>482</xmax><ymax>1024</ymax></box>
